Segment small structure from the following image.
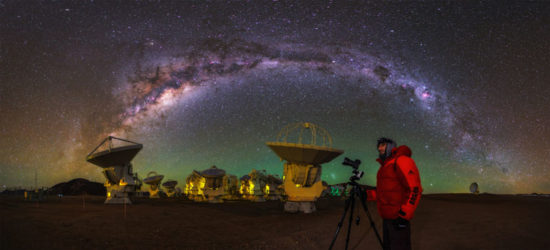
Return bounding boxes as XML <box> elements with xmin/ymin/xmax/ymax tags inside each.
<box><xmin>249</xmin><ymin>169</ymin><xmax>268</xmax><ymax>202</ymax></box>
<box><xmin>24</xmin><ymin>188</ymin><xmax>46</xmax><ymax>201</ymax></box>
<box><xmin>239</xmin><ymin>175</ymin><xmax>252</xmax><ymax>198</ymax></box>
<box><xmin>265</xmin><ymin>174</ymin><xmax>284</xmax><ymax>200</ymax></box>
<box><xmin>222</xmin><ymin>174</ymin><xmax>239</xmax><ymax>200</ymax></box>
<box><xmin>143</xmin><ymin>171</ymin><xmax>164</xmax><ymax>198</ymax></box>
<box><xmin>86</xmin><ymin>136</ymin><xmax>143</xmax><ymax>204</ymax></box>
<box><xmin>267</xmin><ymin>122</ymin><xmax>343</xmax><ymax>213</ymax></box>
<box><xmin>162</xmin><ymin>180</ymin><xmax>179</xmax><ymax>197</ymax></box>
<box><xmin>185</xmin><ymin>170</ymin><xmax>206</xmax><ymax>202</ymax></box>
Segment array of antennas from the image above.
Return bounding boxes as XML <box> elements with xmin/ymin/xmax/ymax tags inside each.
<box><xmin>275</xmin><ymin>122</ymin><xmax>333</xmax><ymax>147</ymax></box>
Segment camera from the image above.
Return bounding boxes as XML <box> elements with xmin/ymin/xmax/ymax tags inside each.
<box><xmin>343</xmin><ymin>157</ymin><xmax>361</xmax><ymax>169</ymax></box>
<box><xmin>342</xmin><ymin>157</ymin><xmax>364</xmax><ymax>182</ymax></box>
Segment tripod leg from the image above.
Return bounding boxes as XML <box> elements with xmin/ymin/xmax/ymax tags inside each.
<box><xmin>329</xmin><ymin>196</ymin><xmax>352</xmax><ymax>250</ymax></box>
<box><xmin>345</xmin><ymin>193</ymin><xmax>356</xmax><ymax>250</ymax></box>
<box><xmin>359</xmin><ymin>189</ymin><xmax>383</xmax><ymax>248</ymax></box>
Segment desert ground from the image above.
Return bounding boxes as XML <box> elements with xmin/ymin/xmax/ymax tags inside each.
<box><xmin>1</xmin><ymin>194</ymin><xmax>549</xmax><ymax>250</ymax></box>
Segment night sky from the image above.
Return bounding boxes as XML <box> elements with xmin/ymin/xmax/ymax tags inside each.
<box><xmin>1</xmin><ymin>1</ymin><xmax>549</xmax><ymax>194</ymax></box>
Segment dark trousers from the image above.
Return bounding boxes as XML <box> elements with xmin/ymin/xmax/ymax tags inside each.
<box><xmin>382</xmin><ymin>219</ymin><xmax>412</xmax><ymax>250</ymax></box>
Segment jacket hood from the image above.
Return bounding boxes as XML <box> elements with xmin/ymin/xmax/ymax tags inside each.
<box><xmin>377</xmin><ymin>145</ymin><xmax>412</xmax><ymax>164</ymax></box>
<box><xmin>391</xmin><ymin>145</ymin><xmax>412</xmax><ymax>158</ymax></box>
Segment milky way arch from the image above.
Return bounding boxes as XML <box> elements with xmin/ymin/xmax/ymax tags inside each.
<box><xmin>110</xmin><ymin>38</ymin><xmax>489</xmax><ymax>171</ymax></box>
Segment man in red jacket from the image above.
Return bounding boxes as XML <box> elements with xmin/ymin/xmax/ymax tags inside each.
<box><xmin>366</xmin><ymin>137</ymin><xmax>422</xmax><ymax>250</ymax></box>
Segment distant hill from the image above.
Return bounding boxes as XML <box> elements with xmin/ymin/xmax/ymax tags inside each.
<box><xmin>49</xmin><ymin>178</ymin><xmax>106</xmax><ymax>196</ymax></box>
<box><xmin>1</xmin><ymin>189</ymin><xmax>27</xmax><ymax>195</ymax></box>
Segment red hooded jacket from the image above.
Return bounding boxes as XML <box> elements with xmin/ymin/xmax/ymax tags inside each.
<box><xmin>366</xmin><ymin>145</ymin><xmax>422</xmax><ymax>221</ymax></box>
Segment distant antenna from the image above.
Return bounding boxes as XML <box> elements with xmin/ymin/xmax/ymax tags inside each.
<box><xmin>241</xmin><ymin>169</ymin><xmax>268</xmax><ymax>202</ymax></box>
<box><xmin>200</xmin><ymin>165</ymin><xmax>227</xmax><ymax>203</ymax></box>
<box><xmin>469</xmin><ymin>182</ymin><xmax>479</xmax><ymax>194</ymax></box>
<box><xmin>162</xmin><ymin>180</ymin><xmax>179</xmax><ymax>197</ymax></box>
<box><xmin>143</xmin><ymin>171</ymin><xmax>164</xmax><ymax>198</ymax></box>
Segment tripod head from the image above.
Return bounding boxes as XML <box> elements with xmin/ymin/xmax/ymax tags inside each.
<box><xmin>342</xmin><ymin>157</ymin><xmax>364</xmax><ymax>183</ymax></box>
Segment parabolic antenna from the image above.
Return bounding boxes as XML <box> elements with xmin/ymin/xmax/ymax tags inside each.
<box><xmin>266</xmin><ymin>122</ymin><xmax>344</xmax><ymax>213</ymax></box>
<box><xmin>162</xmin><ymin>180</ymin><xmax>179</xmax><ymax>198</ymax></box>
<box><xmin>144</xmin><ymin>171</ymin><xmax>164</xmax><ymax>198</ymax></box>
<box><xmin>200</xmin><ymin>166</ymin><xmax>229</xmax><ymax>203</ymax></box>
<box><xmin>162</xmin><ymin>180</ymin><xmax>178</xmax><ymax>189</ymax></box>
<box><xmin>266</xmin><ymin>122</ymin><xmax>343</xmax><ymax>164</ymax></box>
<box><xmin>201</xmin><ymin>166</ymin><xmax>226</xmax><ymax>178</ymax></box>
<box><xmin>85</xmin><ymin>136</ymin><xmax>143</xmax><ymax>204</ymax></box>
<box><xmin>143</xmin><ymin>171</ymin><xmax>164</xmax><ymax>185</ymax></box>
<box><xmin>86</xmin><ymin>137</ymin><xmax>142</xmax><ymax>168</ymax></box>
<box><xmin>470</xmin><ymin>182</ymin><xmax>479</xmax><ymax>194</ymax></box>
<box><xmin>266</xmin><ymin>142</ymin><xmax>343</xmax><ymax>165</ymax></box>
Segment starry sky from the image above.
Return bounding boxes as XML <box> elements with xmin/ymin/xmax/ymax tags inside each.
<box><xmin>1</xmin><ymin>1</ymin><xmax>549</xmax><ymax>194</ymax></box>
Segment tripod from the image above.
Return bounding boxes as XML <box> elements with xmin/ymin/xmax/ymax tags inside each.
<box><xmin>329</xmin><ymin>179</ymin><xmax>383</xmax><ymax>250</ymax></box>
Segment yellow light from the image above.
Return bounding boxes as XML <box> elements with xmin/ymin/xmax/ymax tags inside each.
<box><xmin>296</xmin><ymin>184</ymin><xmax>302</xmax><ymax>188</ymax></box>
<box><xmin>107</xmin><ymin>192</ymin><xmax>111</xmax><ymax>198</ymax></box>
<box><xmin>239</xmin><ymin>182</ymin><xmax>245</xmax><ymax>194</ymax></box>
<box><xmin>249</xmin><ymin>180</ymin><xmax>255</xmax><ymax>195</ymax></box>
<box><xmin>184</xmin><ymin>183</ymin><xmax>190</xmax><ymax>195</ymax></box>
<box><xmin>265</xmin><ymin>184</ymin><xmax>270</xmax><ymax>195</ymax></box>
<box><xmin>198</xmin><ymin>178</ymin><xmax>205</xmax><ymax>195</ymax></box>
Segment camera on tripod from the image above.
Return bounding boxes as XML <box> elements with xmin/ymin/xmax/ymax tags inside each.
<box><xmin>342</xmin><ymin>157</ymin><xmax>364</xmax><ymax>181</ymax></box>
<box><xmin>330</xmin><ymin>157</ymin><xmax>383</xmax><ymax>250</ymax></box>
